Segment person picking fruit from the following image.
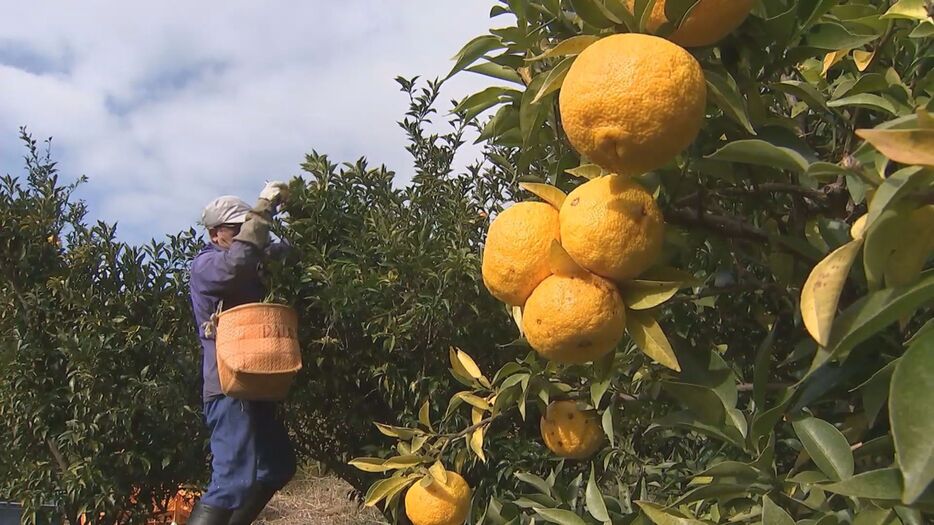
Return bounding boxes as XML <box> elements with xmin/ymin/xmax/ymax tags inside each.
<box><xmin>187</xmin><ymin>181</ymin><xmax>296</xmax><ymax>525</ymax></box>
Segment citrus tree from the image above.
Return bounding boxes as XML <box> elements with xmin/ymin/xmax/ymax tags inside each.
<box><xmin>349</xmin><ymin>1</ymin><xmax>934</xmax><ymax>524</ymax></box>
<box><xmin>264</xmin><ymin>79</ymin><xmax>517</xmax><ymax>492</ymax></box>
<box><xmin>0</xmin><ymin>131</ymin><xmax>207</xmax><ymax>524</ymax></box>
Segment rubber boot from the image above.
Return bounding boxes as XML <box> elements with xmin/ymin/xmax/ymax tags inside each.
<box><xmin>187</xmin><ymin>501</ymin><xmax>232</xmax><ymax>525</ymax></box>
<box><xmin>228</xmin><ymin>484</ymin><xmax>277</xmax><ymax>525</ymax></box>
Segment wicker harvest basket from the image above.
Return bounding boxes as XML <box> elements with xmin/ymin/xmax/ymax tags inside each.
<box><xmin>215</xmin><ymin>302</ymin><xmax>302</xmax><ymax>401</ymax></box>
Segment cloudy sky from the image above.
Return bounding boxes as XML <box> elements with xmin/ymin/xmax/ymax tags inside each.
<box><xmin>0</xmin><ymin>2</ymin><xmax>499</xmax><ymax>243</ymax></box>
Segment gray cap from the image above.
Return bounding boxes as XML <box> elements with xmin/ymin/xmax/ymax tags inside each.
<box><xmin>200</xmin><ymin>195</ymin><xmax>251</xmax><ymax>228</ymax></box>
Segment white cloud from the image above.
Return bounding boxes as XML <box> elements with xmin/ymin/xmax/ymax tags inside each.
<box><xmin>0</xmin><ymin>1</ymin><xmax>499</xmax><ymax>242</ymax></box>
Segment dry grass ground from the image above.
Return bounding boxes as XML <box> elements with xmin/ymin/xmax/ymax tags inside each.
<box><xmin>255</xmin><ymin>474</ymin><xmax>384</xmax><ymax>525</ymax></box>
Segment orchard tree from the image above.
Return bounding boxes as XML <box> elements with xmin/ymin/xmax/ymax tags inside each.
<box><xmin>264</xmin><ymin>79</ymin><xmax>518</xmax><ymax>492</ymax></box>
<box><xmin>0</xmin><ymin>131</ymin><xmax>207</xmax><ymax>525</ymax></box>
<box><xmin>349</xmin><ymin>1</ymin><xmax>934</xmax><ymax>524</ymax></box>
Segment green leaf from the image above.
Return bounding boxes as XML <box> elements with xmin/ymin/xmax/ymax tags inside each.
<box><xmin>429</xmin><ymin>460</ymin><xmax>448</xmax><ymax>485</ymax></box>
<box><xmin>867</xmin><ymin>167</ymin><xmax>932</xmax><ymax>228</ymax></box>
<box><xmin>692</xmin><ymin>461</ymin><xmax>759</xmax><ymax>484</ymax></box>
<box><xmin>801</xmin><ymin>239</ymin><xmax>864</xmax><ymax>347</ymax></box>
<box><xmin>514</xmin><ymin>494</ymin><xmax>561</xmax><ymax>510</ymax></box>
<box><xmin>863</xmin><ymin>206</ymin><xmax>912</xmax><ymax>291</ymax></box>
<box><xmin>469</xmin><ymin>426</ymin><xmax>486</xmax><ymax>463</ymax></box>
<box><xmin>569</xmin><ymin>0</ymin><xmax>620</xmax><ymax>28</ymax></box>
<box><xmin>662</xmin><ymin>382</ymin><xmax>729</xmax><ymax>428</ymax></box>
<box><xmin>805</xmin><ymin>22</ymin><xmax>880</xmax><ymax>50</ymax></box>
<box><xmin>882</xmin><ymin>0</ymin><xmax>930</xmax><ymax>20</ymax></box>
<box><xmin>620</xmin><ymin>280</ymin><xmax>681</xmax><ymax>310</ymax></box>
<box><xmin>418</xmin><ymin>398</ymin><xmax>432</xmax><ymax>431</ymax></box>
<box><xmin>751</xmin><ymin>392</ymin><xmax>793</xmax><ymax>448</ymax></box>
<box><xmin>636</xmin><ymin>501</ymin><xmax>705</xmax><ymax>525</ymax></box>
<box><xmin>601</xmin><ymin>0</ymin><xmax>638</xmax><ymax>29</ymax></box>
<box><xmin>828</xmin><ymin>94</ymin><xmax>898</xmax><ymax>116</ymax></box>
<box><xmin>516</xmin><ymin>471</ymin><xmax>553</xmax><ymax>496</ymax></box>
<box><xmin>633</xmin><ymin>0</ymin><xmax>660</xmax><ymax>33</ymax></box>
<box><xmin>655</xmin><ymin>411</ymin><xmax>745</xmax><ymax>447</ymax></box>
<box><xmin>753</xmin><ymin>323</ymin><xmax>779</xmax><ymax>411</ymax></box>
<box><xmin>821</xmin><ymin>467</ymin><xmax>902</xmax><ymax>500</ymax></box>
<box><xmin>909</xmin><ymin>21</ymin><xmax>934</xmax><ymax>38</ymax></box>
<box><xmin>500</xmin><ymin>371</ymin><xmax>529</xmax><ymax>391</ymax></box>
<box><xmin>706</xmin><ymin>139</ymin><xmax>810</xmax><ymax>172</ymax></box>
<box><xmin>789</xmin><ymin>470</ymin><xmax>829</xmax><ymax>485</ymax></box>
<box><xmin>823</xmin><ymin>269</ymin><xmax>934</xmax><ymax>361</ymax></box>
<box><xmin>364</xmin><ymin>475</ymin><xmax>417</xmax><ymax>507</ymax></box>
<box><xmin>521</xmin><ymin>73</ymin><xmax>550</xmax><ymax>146</ymax></box>
<box><xmin>586</xmin><ymin>465</ymin><xmax>611</xmax><ymax>522</ymax></box>
<box><xmin>464</xmin><ymin>62</ymin><xmax>524</xmax><ymax>85</ymax></box>
<box><xmin>590</xmin><ymin>377</ymin><xmax>611</xmax><ymax>408</ymax></box>
<box><xmin>447</xmin><ymin>35</ymin><xmax>503</xmax><ymax>79</ymax></box>
<box><xmin>445</xmin><ymin>394</ymin><xmax>465</xmax><ymax>419</ymax></box>
<box><xmin>856</xmin><ymin>359</ymin><xmax>898</xmax><ymax>427</ymax></box>
<box><xmin>800</xmin><ymin>0</ymin><xmax>838</xmax><ymax>32</ymax></box>
<box><xmin>374</xmin><ymin>422</ymin><xmax>420</xmax><ymax>439</ymax></box>
<box><xmin>382</xmin><ymin>454</ymin><xmax>427</xmax><ymax>469</ymax></box>
<box><xmin>773</xmin><ymin>81</ymin><xmax>829</xmax><ymax>112</ymax></box>
<box><xmin>836</xmin><ymin>73</ymin><xmax>889</xmax><ymax>99</ymax></box>
<box><xmin>664</xmin><ymin>0</ymin><xmax>703</xmax><ymax>28</ymax></box>
<box><xmin>566</xmin><ymin>163</ymin><xmax>605</xmax><ymax>180</ymax></box>
<box><xmin>670</xmin><ymin>483</ymin><xmax>750</xmax><ymax>506</ymax></box>
<box><xmin>454</xmin><ymin>348</ymin><xmax>490</xmax><ymax>386</ymax></box>
<box><xmin>627</xmin><ymin>310</ymin><xmax>680</xmax><ymax>372</ymax></box>
<box><xmin>534</xmin><ymin>508</ymin><xmax>587</xmax><ymax>525</ymax></box>
<box><xmin>528</xmin><ymin>35</ymin><xmax>601</xmax><ymax>61</ymax></box>
<box><xmin>907</xmin><ymin>318</ymin><xmax>934</xmax><ymax>346</ymax></box>
<box><xmin>675</xmin><ymin>347</ymin><xmax>738</xmax><ymax>409</ymax></box>
<box><xmin>853</xmin><ymin>505</ymin><xmax>896</xmax><ymax>525</ymax></box>
<box><xmin>602</xmin><ymin>405</ymin><xmax>616</xmax><ymax>447</ymax></box>
<box><xmin>706</xmin><ymin>70</ymin><xmax>755</xmax><ymax>134</ymax></box>
<box><xmin>348</xmin><ymin>457</ymin><xmax>390</xmax><ymax>473</ymax></box>
<box><xmin>807</xmin><ymin>161</ymin><xmax>851</xmax><ymax>182</ymax></box>
<box><xmin>894</xmin><ymin>506</ymin><xmax>924</xmax><ymax>525</ymax></box>
<box><xmin>890</xmin><ymin>328</ymin><xmax>934</xmax><ymax>504</ymax></box>
<box><xmin>531</xmin><ymin>56</ymin><xmax>574</xmax><ymax>105</ymax></box>
<box><xmin>792</xmin><ymin>416</ymin><xmax>854</xmax><ymax>481</ymax></box>
<box><xmin>455</xmin><ymin>391</ymin><xmax>491</xmax><ymax>410</ymax></box>
<box><xmin>762</xmin><ymin>495</ymin><xmax>794</xmax><ymax>525</ymax></box>
<box><xmin>857</xmin><ymin>128</ymin><xmax>934</xmax><ymax>167</ymax></box>
<box><xmin>452</xmin><ymin>86</ymin><xmax>518</xmax><ymax>118</ymax></box>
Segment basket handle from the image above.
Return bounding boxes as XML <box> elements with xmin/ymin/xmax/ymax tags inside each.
<box><xmin>200</xmin><ymin>300</ymin><xmax>224</xmax><ymax>340</ymax></box>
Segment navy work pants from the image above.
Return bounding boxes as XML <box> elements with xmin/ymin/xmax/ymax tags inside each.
<box><xmin>200</xmin><ymin>396</ymin><xmax>297</xmax><ymax>509</ymax></box>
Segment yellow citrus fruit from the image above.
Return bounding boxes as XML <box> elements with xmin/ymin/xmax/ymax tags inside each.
<box><xmin>560</xmin><ymin>175</ymin><xmax>665</xmax><ymax>282</ymax></box>
<box><xmin>482</xmin><ymin>202</ymin><xmax>560</xmax><ymax>306</ymax></box>
<box><xmin>522</xmin><ymin>272</ymin><xmax>626</xmax><ymax>364</ymax></box>
<box><xmin>559</xmin><ymin>33</ymin><xmax>706</xmax><ymax>176</ymax></box>
<box><xmin>404</xmin><ymin>471</ymin><xmax>471</xmax><ymax>525</ymax></box>
<box><xmin>627</xmin><ymin>0</ymin><xmax>754</xmax><ymax>47</ymax></box>
<box><xmin>540</xmin><ymin>400</ymin><xmax>605</xmax><ymax>459</ymax></box>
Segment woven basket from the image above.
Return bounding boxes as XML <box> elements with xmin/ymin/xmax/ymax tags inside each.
<box><xmin>215</xmin><ymin>302</ymin><xmax>302</xmax><ymax>401</ymax></box>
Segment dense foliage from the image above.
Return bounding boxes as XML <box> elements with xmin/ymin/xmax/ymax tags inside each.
<box><xmin>0</xmin><ymin>131</ymin><xmax>206</xmax><ymax>524</ymax></box>
<box><xmin>266</xmin><ymin>80</ymin><xmax>517</xmax><ymax>491</ymax></box>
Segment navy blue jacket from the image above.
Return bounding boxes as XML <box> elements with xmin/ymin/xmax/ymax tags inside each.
<box><xmin>189</xmin><ymin>241</ymin><xmax>266</xmax><ymax>401</ymax></box>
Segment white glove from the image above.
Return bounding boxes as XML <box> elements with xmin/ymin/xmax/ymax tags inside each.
<box><xmin>259</xmin><ymin>180</ymin><xmax>288</xmax><ymax>204</ymax></box>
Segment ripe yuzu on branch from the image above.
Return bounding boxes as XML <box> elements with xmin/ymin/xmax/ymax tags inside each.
<box><xmin>560</xmin><ymin>175</ymin><xmax>665</xmax><ymax>282</ymax></box>
<box><xmin>540</xmin><ymin>401</ymin><xmax>605</xmax><ymax>459</ymax></box>
<box><xmin>404</xmin><ymin>470</ymin><xmax>471</xmax><ymax>525</ymax></box>
<box><xmin>627</xmin><ymin>0</ymin><xmax>754</xmax><ymax>47</ymax></box>
<box><xmin>482</xmin><ymin>202</ymin><xmax>560</xmax><ymax>306</ymax></box>
<box><xmin>522</xmin><ymin>271</ymin><xmax>626</xmax><ymax>364</ymax></box>
<box><xmin>558</xmin><ymin>33</ymin><xmax>706</xmax><ymax>176</ymax></box>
